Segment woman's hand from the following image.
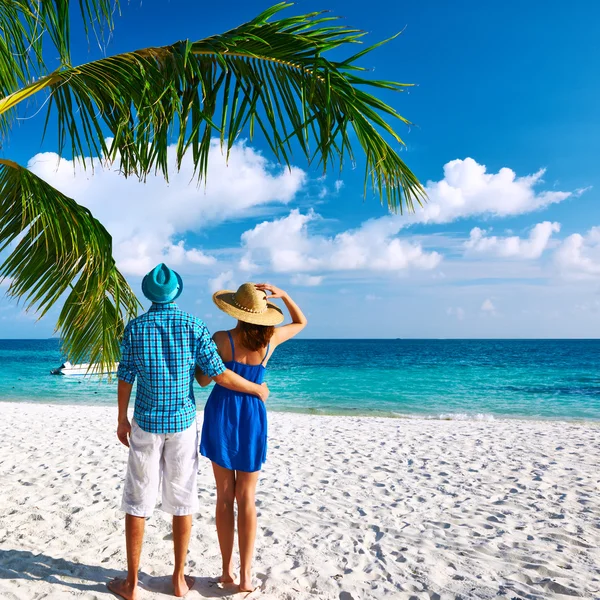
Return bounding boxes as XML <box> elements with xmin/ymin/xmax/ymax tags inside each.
<box><xmin>256</xmin><ymin>283</ymin><xmax>287</xmax><ymax>299</ymax></box>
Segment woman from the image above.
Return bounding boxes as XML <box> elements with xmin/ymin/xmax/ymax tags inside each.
<box><xmin>196</xmin><ymin>282</ymin><xmax>307</xmax><ymax>592</ymax></box>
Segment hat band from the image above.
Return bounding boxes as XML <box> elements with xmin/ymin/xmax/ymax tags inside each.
<box><xmin>232</xmin><ymin>297</ymin><xmax>267</xmax><ymax>314</ymax></box>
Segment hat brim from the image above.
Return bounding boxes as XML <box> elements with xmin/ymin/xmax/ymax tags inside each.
<box><xmin>142</xmin><ymin>271</ymin><xmax>184</xmax><ymax>304</ymax></box>
<box><xmin>213</xmin><ymin>290</ymin><xmax>284</xmax><ymax>326</ymax></box>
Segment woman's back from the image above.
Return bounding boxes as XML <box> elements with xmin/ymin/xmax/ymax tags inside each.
<box><xmin>214</xmin><ymin>330</ymin><xmax>270</xmax><ymax>386</ymax></box>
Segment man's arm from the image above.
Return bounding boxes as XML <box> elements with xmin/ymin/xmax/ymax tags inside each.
<box><xmin>116</xmin><ymin>323</ymin><xmax>136</xmax><ymax>447</ymax></box>
<box><xmin>213</xmin><ymin>369</ymin><xmax>269</xmax><ymax>402</ymax></box>
<box><xmin>117</xmin><ymin>380</ymin><xmax>133</xmax><ymax>447</ymax></box>
<box><xmin>195</xmin><ymin>367</ymin><xmax>213</xmax><ymax>388</ymax></box>
<box><xmin>195</xmin><ymin>366</ymin><xmax>269</xmax><ymax>400</ymax></box>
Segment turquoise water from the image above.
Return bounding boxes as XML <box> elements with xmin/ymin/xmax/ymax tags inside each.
<box><xmin>1</xmin><ymin>339</ymin><xmax>600</xmax><ymax>421</ymax></box>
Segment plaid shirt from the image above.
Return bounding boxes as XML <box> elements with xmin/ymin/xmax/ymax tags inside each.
<box><xmin>117</xmin><ymin>303</ymin><xmax>226</xmax><ymax>433</ymax></box>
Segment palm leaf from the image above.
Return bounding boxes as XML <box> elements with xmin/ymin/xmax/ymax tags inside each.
<box><xmin>0</xmin><ymin>159</ymin><xmax>140</xmax><ymax>372</ymax></box>
<box><xmin>1</xmin><ymin>2</ymin><xmax>425</xmax><ymax>212</ymax></box>
<box><xmin>0</xmin><ymin>0</ymin><xmax>117</xmax><ymax>139</ymax></box>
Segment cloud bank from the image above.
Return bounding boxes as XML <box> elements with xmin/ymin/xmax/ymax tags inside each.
<box><xmin>28</xmin><ymin>141</ymin><xmax>305</xmax><ymax>275</ymax></box>
<box><xmin>417</xmin><ymin>158</ymin><xmax>574</xmax><ymax>224</ymax></box>
<box><xmin>239</xmin><ymin>209</ymin><xmax>442</xmax><ymax>280</ymax></box>
<box><xmin>465</xmin><ymin>221</ymin><xmax>561</xmax><ymax>259</ymax></box>
<box><xmin>555</xmin><ymin>227</ymin><xmax>600</xmax><ymax>279</ymax></box>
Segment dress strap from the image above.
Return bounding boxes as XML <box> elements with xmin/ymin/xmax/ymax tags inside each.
<box><xmin>227</xmin><ymin>331</ymin><xmax>235</xmax><ymax>361</ymax></box>
<box><xmin>261</xmin><ymin>343</ymin><xmax>270</xmax><ymax>365</ymax></box>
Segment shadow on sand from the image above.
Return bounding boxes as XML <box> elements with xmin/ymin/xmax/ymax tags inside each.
<box><xmin>0</xmin><ymin>549</ymin><xmax>253</xmax><ymax>597</ymax></box>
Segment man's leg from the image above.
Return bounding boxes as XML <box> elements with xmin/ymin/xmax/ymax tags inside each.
<box><xmin>108</xmin><ymin>515</ymin><xmax>145</xmax><ymax>600</ymax></box>
<box><xmin>109</xmin><ymin>420</ymin><xmax>162</xmax><ymax>600</ymax></box>
<box><xmin>162</xmin><ymin>421</ymin><xmax>200</xmax><ymax>597</ymax></box>
<box><xmin>172</xmin><ymin>515</ymin><xmax>194</xmax><ymax>596</ymax></box>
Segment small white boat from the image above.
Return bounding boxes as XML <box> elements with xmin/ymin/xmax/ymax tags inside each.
<box><xmin>50</xmin><ymin>361</ymin><xmax>119</xmax><ymax>376</ymax></box>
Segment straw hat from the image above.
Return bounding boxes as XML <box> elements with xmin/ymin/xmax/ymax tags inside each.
<box><xmin>213</xmin><ymin>283</ymin><xmax>284</xmax><ymax>326</ymax></box>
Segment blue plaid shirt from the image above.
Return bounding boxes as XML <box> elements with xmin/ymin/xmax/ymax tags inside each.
<box><xmin>117</xmin><ymin>303</ymin><xmax>226</xmax><ymax>433</ymax></box>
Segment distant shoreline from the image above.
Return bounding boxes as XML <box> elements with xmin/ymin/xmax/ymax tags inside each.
<box><xmin>1</xmin><ymin>399</ymin><xmax>599</xmax><ymax>425</ymax></box>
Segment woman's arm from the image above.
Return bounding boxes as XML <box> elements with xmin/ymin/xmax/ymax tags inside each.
<box><xmin>255</xmin><ymin>283</ymin><xmax>307</xmax><ymax>345</ymax></box>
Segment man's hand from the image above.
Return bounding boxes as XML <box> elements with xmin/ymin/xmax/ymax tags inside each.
<box><xmin>258</xmin><ymin>383</ymin><xmax>269</xmax><ymax>402</ymax></box>
<box><xmin>117</xmin><ymin>418</ymin><xmax>132</xmax><ymax>447</ymax></box>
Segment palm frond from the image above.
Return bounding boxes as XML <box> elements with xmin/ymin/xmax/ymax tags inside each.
<box><xmin>0</xmin><ymin>0</ymin><xmax>117</xmax><ymax>141</ymax></box>
<box><xmin>0</xmin><ymin>159</ymin><xmax>140</xmax><ymax>372</ymax></box>
<box><xmin>1</xmin><ymin>2</ymin><xmax>425</xmax><ymax>212</ymax></box>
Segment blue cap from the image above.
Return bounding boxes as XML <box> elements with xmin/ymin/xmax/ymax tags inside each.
<box><xmin>141</xmin><ymin>263</ymin><xmax>183</xmax><ymax>304</ymax></box>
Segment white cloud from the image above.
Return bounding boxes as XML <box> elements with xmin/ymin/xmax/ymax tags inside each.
<box><xmin>410</xmin><ymin>158</ymin><xmax>576</xmax><ymax>225</ymax></box>
<box><xmin>481</xmin><ymin>298</ymin><xmax>497</xmax><ymax>315</ymax></box>
<box><xmin>240</xmin><ymin>209</ymin><xmax>442</xmax><ymax>277</ymax></box>
<box><xmin>278</xmin><ymin>159</ymin><xmax>578</xmax><ymax>272</ymax></box>
<box><xmin>366</xmin><ymin>294</ymin><xmax>382</xmax><ymax>301</ymax></box>
<box><xmin>465</xmin><ymin>221</ymin><xmax>561</xmax><ymax>259</ymax></box>
<box><xmin>555</xmin><ymin>227</ymin><xmax>600</xmax><ymax>279</ymax></box>
<box><xmin>208</xmin><ymin>270</ymin><xmax>234</xmax><ymax>294</ymax></box>
<box><xmin>291</xmin><ymin>274</ymin><xmax>323</xmax><ymax>287</ymax></box>
<box><xmin>334</xmin><ymin>180</ymin><xmax>344</xmax><ymax>192</ymax></box>
<box><xmin>447</xmin><ymin>306</ymin><xmax>465</xmax><ymax>320</ymax></box>
<box><xmin>28</xmin><ymin>140</ymin><xmax>306</xmax><ymax>276</ymax></box>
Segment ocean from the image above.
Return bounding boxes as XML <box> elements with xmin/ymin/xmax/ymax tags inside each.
<box><xmin>1</xmin><ymin>338</ymin><xmax>599</xmax><ymax>421</ymax></box>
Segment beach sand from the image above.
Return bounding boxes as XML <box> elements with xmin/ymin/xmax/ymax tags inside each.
<box><xmin>0</xmin><ymin>403</ymin><xmax>598</xmax><ymax>599</ymax></box>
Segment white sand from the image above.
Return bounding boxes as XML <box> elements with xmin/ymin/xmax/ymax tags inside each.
<box><xmin>0</xmin><ymin>403</ymin><xmax>598</xmax><ymax>600</ymax></box>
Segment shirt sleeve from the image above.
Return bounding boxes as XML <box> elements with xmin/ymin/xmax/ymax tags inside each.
<box><xmin>196</xmin><ymin>324</ymin><xmax>226</xmax><ymax>377</ymax></box>
<box><xmin>117</xmin><ymin>322</ymin><xmax>136</xmax><ymax>384</ymax></box>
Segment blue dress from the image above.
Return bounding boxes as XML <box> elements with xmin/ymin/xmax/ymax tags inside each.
<box><xmin>200</xmin><ymin>332</ymin><xmax>268</xmax><ymax>472</ymax></box>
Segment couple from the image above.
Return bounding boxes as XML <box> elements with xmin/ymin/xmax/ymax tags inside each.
<box><xmin>108</xmin><ymin>263</ymin><xmax>307</xmax><ymax>599</ymax></box>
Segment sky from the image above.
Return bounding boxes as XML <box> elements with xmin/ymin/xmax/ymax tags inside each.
<box><xmin>2</xmin><ymin>0</ymin><xmax>600</xmax><ymax>339</ymax></box>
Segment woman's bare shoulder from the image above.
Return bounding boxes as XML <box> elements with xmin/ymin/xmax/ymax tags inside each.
<box><xmin>211</xmin><ymin>330</ymin><xmax>230</xmax><ymax>351</ymax></box>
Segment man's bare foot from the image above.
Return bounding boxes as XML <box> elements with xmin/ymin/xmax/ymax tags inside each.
<box><xmin>107</xmin><ymin>578</ymin><xmax>138</xmax><ymax>600</ymax></box>
<box><xmin>172</xmin><ymin>574</ymin><xmax>195</xmax><ymax>597</ymax></box>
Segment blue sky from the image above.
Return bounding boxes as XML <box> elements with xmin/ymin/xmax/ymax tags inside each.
<box><xmin>2</xmin><ymin>0</ymin><xmax>600</xmax><ymax>338</ymax></box>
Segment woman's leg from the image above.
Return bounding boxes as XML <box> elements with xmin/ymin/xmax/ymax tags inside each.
<box><xmin>212</xmin><ymin>462</ymin><xmax>236</xmax><ymax>583</ymax></box>
<box><xmin>235</xmin><ymin>470</ymin><xmax>260</xmax><ymax>592</ymax></box>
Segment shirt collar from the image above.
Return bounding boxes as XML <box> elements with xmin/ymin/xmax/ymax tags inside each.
<box><xmin>149</xmin><ymin>302</ymin><xmax>178</xmax><ymax>312</ymax></box>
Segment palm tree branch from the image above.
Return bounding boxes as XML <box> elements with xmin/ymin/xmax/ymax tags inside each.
<box><xmin>0</xmin><ymin>158</ymin><xmax>141</xmax><ymax>371</ymax></box>
<box><xmin>0</xmin><ymin>3</ymin><xmax>425</xmax><ymax>211</ymax></box>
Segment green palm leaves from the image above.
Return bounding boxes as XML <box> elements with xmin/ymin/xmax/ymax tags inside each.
<box><xmin>0</xmin><ymin>1</ymin><xmax>424</xmax><ymax>371</ymax></box>
<box><xmin>0</xmin><ymin>159</ymin><xmax>141</xmax><ymax>370</ymax></box>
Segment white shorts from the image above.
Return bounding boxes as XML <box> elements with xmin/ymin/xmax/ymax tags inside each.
<box><xmin>121</xmin><ymin>419</ymin><xmax>199</xmax><ymax>517</ymax></box>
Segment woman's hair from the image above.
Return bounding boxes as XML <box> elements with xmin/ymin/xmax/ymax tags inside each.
<box><xmin>238</xmin><ymin>320</ymin><xmax>275</xmax><ymax>352</ymax></box>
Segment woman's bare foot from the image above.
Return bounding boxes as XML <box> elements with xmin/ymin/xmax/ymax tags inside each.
<box><xmin>218</xmin><ymin>573</ymin><xmax>236</xmax><ymax>584</ymax></box>
<box><xmin>107</xmin><ymin>578</ymin><xmax>138</xmax><ymax>600</ymax></box>
<box><xmin>239</xmin><ymin>575</ymin><xmax>255</xmax><ymax>593</ymax></box>
<box><xmin>172</xmin><ymin>574</ymin><xmax>195</xmax><ymax>597</ymax></box>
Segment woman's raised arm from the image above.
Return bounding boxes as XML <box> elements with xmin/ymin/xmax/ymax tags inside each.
<box><xmin>255</xmin><ymin>284</ymin><xmax>307</xmax><ymax>345</ymax></box>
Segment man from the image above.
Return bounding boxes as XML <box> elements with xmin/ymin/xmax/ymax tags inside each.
<box><xmin>108</xmin><ymin>264</ymin><xmax>268</xmax><ymax>600</ymax></box>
